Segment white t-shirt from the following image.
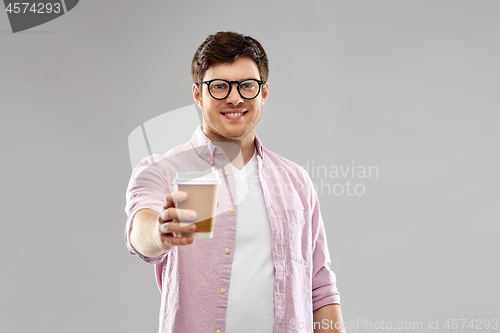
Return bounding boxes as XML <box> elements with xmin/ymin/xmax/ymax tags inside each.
<box><xmin>225</xmin><ymin>150</ymin><xmax>275</xmax><ymax>332</ymax></box>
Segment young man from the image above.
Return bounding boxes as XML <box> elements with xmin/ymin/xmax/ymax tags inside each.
<box><xmin>125</xmin><ymin>31</ymin><xmax>346</xmax><ymax>333</ymax></box>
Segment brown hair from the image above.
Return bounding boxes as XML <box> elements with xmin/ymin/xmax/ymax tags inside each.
<box><xmin>191</xmin><ymin>31</ymin><xmax>269</xmax><ymax>84</ymax></box>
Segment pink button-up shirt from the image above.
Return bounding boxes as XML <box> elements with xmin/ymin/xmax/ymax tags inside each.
<box><xmin>125</xmin><ymin>126</ymin><xmax>340</xmax><ymax>333</ymax></box>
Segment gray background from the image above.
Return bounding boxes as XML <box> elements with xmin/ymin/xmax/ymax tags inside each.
<box><xmin>1</xmin><ymin>0</ymin><xmax>499</xmax><ymax>332</ymax></box>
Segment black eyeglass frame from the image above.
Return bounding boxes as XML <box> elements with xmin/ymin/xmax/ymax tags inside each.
<box><xmin>197</xmin><ymin>78</ymin><xmax>265</xmax><ymax>100</ymax></box>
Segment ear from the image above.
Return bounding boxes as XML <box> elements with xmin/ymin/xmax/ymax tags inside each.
<box><xmin>193</xmin><ymin>84</ymin><xmax>203</xmax><ymax>109</ymax></box>
<box><xmin>261</xmin><ymin>81</ymin><xmax>269</xmax><ymax>105</ymax></box>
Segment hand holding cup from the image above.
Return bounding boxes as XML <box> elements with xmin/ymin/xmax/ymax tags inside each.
<box><xmin>153</xmin><ymin>191</ymin><xmax>198</xmax><ymax>251</ymax></box>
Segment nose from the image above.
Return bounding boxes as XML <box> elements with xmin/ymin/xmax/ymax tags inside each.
<box><xmin>225</xmin><ymin>83</ymin><xmax>244</xmax><ymax>105</ymax></box>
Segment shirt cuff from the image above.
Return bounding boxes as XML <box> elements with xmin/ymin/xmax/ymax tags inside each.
<box><xmin>312</xmin><ymin>267</ymin><xmax>341</xmax><ymax>311</ymax></box>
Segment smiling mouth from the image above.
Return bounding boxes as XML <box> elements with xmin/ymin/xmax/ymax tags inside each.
<box><xmin>220</xmin><ymin>111</ymin><xmax>248</xmax><ymax>118</ymax></box>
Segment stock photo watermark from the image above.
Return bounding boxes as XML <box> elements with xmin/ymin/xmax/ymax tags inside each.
<box><xmin>301</xmin><ymin>160</ymin><xmax>379</xmax><ymax>196</ymax></box>
<box><xmin>290</xmin><ymin>318</ymin><xmax>499</xmax><ymax>331</ymax></box>
<box><xmin>3</xmin><ymin>0</ymin><xmax>79</xmax><ymax>33</ymax></box>
<box><xmin>127</xmin><ymin>105</ymin><xmax>379</xmax><ymax>198</ymax></box>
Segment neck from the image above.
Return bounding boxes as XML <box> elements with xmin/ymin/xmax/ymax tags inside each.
<box><xmin>203</xmin><ymin>128</ymin><xmax>256</xmax><ymax>169</ymax></box>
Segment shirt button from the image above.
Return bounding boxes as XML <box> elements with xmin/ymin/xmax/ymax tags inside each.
<box><xmin>229</xmin><ymin>208</ymin><xmax>234</xmax><ymax>213</ymax></box>
<box><xmin>220</xmin><ymin>288</ymin><xmax>226</xmax><ymax>294</ymax></box>
<box><xmin>225</xmin><ymin>248</ymin><xmax>231</xmax><ymax>254</ymax></box>
<box><xmin>216</xmin><ymin>330</ymin><xmax>221</xmax><ymax>333</ymax></box>
<box><xmin>225</xmin><ymin>170</ymin><xmax>229</xmax><ymax>176</ymax></box>
<box><xmin>216</xmin><ymin>149</ymin><xmax>222</xmax><ymax>154</ymax></box>
<box><xmin>208</xmin><ymin>157</ymin><xmax>212</xmax><ymax>162</ymax></box>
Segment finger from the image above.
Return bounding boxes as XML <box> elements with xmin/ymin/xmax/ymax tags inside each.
<box><xmin>160</xmin><ymin>222</ymin><xmax>197</xmax><ymax>234</ymax></box>
<box><xmin>159</xmin><ymin>208</ymin><xmax>197</xmax><ymax>223</ymax></box>
<box><xmin>170</xmin><ymin>235</ymin><xmax>194</xmax><ymax>246</ymax></box>
<box><xmin>160</xmin><ymin>234</ymin><xmax>194</xmax><ymax>247</ymax></box>
<box><xmin>164</xmin><ymin>191</ymin><xmax>188</xmax><ymax>208</ymax></box>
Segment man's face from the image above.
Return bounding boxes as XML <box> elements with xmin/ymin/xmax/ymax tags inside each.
<box><xmin>193</xmin><ymin>57</ymin><xmax>269</xmax><ymax>144</ymax></box>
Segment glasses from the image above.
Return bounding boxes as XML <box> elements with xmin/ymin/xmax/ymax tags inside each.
<box><xmin>198</xmin><ymin>79</ymin><xmax>264</xmax><ymax>100</ymax></box>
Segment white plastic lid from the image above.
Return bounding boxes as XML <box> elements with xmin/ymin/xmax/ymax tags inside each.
<box><xmin>173</xmin><ymin>167</ymin><xmax>221</xmax><ymax>185</ymax></box>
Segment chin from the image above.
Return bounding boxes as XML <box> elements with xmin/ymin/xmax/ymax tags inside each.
<box><xmin>221</xmin><ymin>131</ymin><xmax>244</xmax><ymax>141</ymax></box>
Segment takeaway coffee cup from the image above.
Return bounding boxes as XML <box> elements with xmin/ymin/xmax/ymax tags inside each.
<box><xmin>173</xmin><ymin>168</ymin><xmax>221</xmax><ymax>238</ymax></box>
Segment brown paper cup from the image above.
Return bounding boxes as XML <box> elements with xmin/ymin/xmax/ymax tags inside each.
<box><xmin>173</xmin><ymin>168</ymin><xmax>221</xmax><ymax>238</ymax></box>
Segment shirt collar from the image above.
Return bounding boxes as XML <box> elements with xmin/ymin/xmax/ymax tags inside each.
<box><xmin>254</xmin><ymin>132</ymin><xmax>264</xmax><ymax>159</ymax></box>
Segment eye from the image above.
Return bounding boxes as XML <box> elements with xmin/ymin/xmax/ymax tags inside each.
<box><xmin>210</xmin><ymin>81</ymin><xmax>229</xmax><ymax>91</ymax></box>
<box><xmin>240</xmin><ymin>81</ymin><xmax>257</xmax><ymax>90</ymax></box>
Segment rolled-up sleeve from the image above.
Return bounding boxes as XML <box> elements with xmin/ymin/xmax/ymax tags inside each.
<box><xmin>124</xmin><ymin>155</ymin><xmax>171</xmax><ymax>265</ymax></box>
<box><xmin>310</xmin><ymin>190</ymin><xmax>341</xmax><ymax>311</ymax></box>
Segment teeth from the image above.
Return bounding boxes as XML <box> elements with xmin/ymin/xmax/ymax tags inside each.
<box><xmin>226</xmin><ymin>112</ymin><xmax>243</xmax><ymax>117</ymax></box>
